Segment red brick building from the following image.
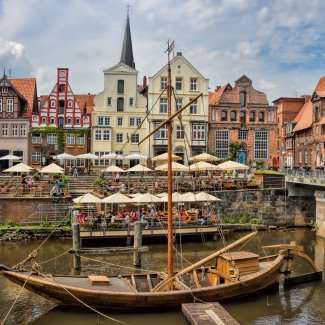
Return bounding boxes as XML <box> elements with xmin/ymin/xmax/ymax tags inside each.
<box><xmin>208</xmin><ymin>75</ymin><xmax>277</xmax><ymax>168</ymax></box>
<box><xmin>30</xmin><ymin>68</ymin><xmax>95</xmax><ymax>167</ymax></box>
<box><xmin>0</xmin><ymin>73</ymin><xmax>37</xmax><ymax>167</ymax></box>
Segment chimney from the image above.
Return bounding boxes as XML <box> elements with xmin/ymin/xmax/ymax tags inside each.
<box><xmin>215</xmin><ymin>86</ymin><xmax>221</xmax><ymax>92</ymax></box>
<box><xmin>301</xmin><ymin>95</ymin><xmax>311</xmax><ymax>103</ymax></box>
<box><xmin>142</xmin><ymin>76</ymin><xmax>147</xmax><ymax>88</ymax></box>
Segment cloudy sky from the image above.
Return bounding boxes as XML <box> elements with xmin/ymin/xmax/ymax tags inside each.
<box><xmin>0</xmin><ymin>0</ymin><xmax>325</xmax><ymax>102</ymax></box>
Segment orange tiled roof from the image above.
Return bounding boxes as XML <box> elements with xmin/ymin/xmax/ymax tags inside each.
<box><xmin>209</xmin><ymin>84</ymin><xmax>230</xmax><ymax>105</ymax></box>
<box><xmin>74</xmin><ymin>94</ymin><xmax>95</xmax><ymax>114</ymax></box>
<box><xmin>292</xmin><ymin>101</ymin><xmax>313</xmax><ymax>132</ymax></box>
<box><xmin>10</xmin><ymin>78</ymin><xmax>37</xmax><ymax>115</ymax></box>
<box><xmin>314</xmin><ymin>76</ymin><xmax>325</xmax><ymax>98</ymax></box>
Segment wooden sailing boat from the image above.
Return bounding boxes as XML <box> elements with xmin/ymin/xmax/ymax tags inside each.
<box><xmin>0</xmin><ymin>41</ymin><xmax>322</xmax><ymax>310</ymax></box>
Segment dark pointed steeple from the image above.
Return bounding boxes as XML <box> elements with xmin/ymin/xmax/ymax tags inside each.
<box><xmin>120</xmin><ymin>7</ymin><xmax>135</xmax><ymax>69</ymax></box>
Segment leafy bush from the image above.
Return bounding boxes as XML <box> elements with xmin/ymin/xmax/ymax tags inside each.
<box><xmin>250</xmin><ymin>218</ymin><xmax>261</xmax><ymax>224</ymax></box>
<box><xmin>4</xmin><ymin>219</ymin><xmax>16</xmax><ymax>227</ymax></box>
<box><xmin>33</xmin><ymin>173</ymin><xmax>40</xmax><ymax>181</ymax></box>
<box><xmin>254</xmin><ymin>160</ymin><xmax>265</xmax><ymax>170</ymax></box>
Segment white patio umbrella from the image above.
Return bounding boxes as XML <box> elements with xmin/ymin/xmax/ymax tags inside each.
<box><xmin>189</xmin><ymin>152</ymin><xmax>219</xmax><ymax>162</ymax></box>
<box><xmin>189</xmin><ymin>191</ymin><xmax>221</xmax><ymax>202</ymax></box>
<box><xmin>0</xmin><ymin>154</ymin><xmax>22</xmax><ymax>160</ymax></box>
<box><xmin>155</xmin><ymin>162</ymin><xmax>190</xmax><ymax>172</ymax></box>
<box><xmin>151</xmin><ymin>152</ymin><xmax>181</xmax><ymax>162</ymax></box>
<box><xmin>53</xmin><ymin>152</ymin><xmax>76</xmax><ymax>160</ymax></box>
<box><xmin>3</xmin><ymin>162</ymin><xmax>33</xmax><ymax>173</ymax></box>
<box><xmin>189</xmin><ymin>161</ymin><xmax>219</xmax><ymax>171</ymax></box>
<box><xmin>100</xmin><ymin>153</ymin><xmax>124</xmax><ymax>160</ymax></box>
<box><xmin>73</xmin><ymin>192</ymin><xmax>102</xmax><ymax>204</ymax></box>
<box><xmin>128</xmin><ymin>192</ymin><xmax>143</xmax><ymax>198</ymax></box>
<box><xmin>101</xmin><ymin>192</ymin><xmax>133</xmax><ymax>204</ymax></box>
<box><xmin>76</xmin><ymin>153</ymin><xmax>99</xmax><ymax>160</ymax></box>
<box><xmin>126</xmin><ymin>164</ymin><xmax>153</xmax><ymax>172</ymax></box>
<box><xmin>102</xmin><ymin>165</ymin><xmax>126</xmax><ymax>173</ymax></box>
<box><xmin>125</xmin><ymin>153</ymin><xmax>148</xmax><ymax>160</ymax></box>
<box><xmin>181</xmin><ymin>192</ymin><xmax>195</xmax><ymax>202</ymax></box>
<box><xmin>217</xmin><ymin>160</ymin><xmax>249</xmax><ymax>171</ymax></box>
<box><xmin>159</xmin><ymin>192</ymin><xmax>185</xmax><ymax>203</ymax></box>
<box><xmin>156</xmin><ymin>192</ymin><xmax>168</xmax><ymax>198</ymax></box>
<box><xmin>39</xmin><ymin>163</ymin><xmax>64</xmax><ymax>174</ymax></box>
<box><xmin>131</xmin><ymin>192</ymin><xmax>162</xmax><ymax>204</ymax></box>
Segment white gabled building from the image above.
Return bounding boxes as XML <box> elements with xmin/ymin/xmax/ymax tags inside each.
<box><xmin>92</xmin><ymin>12</ymin><xmax>147</xmax><ymax>168</ymax></box>
<box><xmin>147</xmin><ymin>52</ymin><xmax>209</xmax><ymax>164</ymax></box>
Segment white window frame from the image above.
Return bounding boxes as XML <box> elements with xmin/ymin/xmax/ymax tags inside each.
<box><xmin>176</xmin><ymin>98</ymin><xmax>182</xmax><ymax>111</ymax></box>
<box><xmin>175</xmin><ymin>77</ymin><xmax>182</xmax><ymax>91</ymax></box>
<box><xmin>32</xmin><ymin>152</ymin><xmax>41</xmax><ymax>163</ymax></box>
<box><xmin>190</xmin><ymin>78</ymin><xmax>197</xmax><ymax>91</ymax></box>
<box><xmin>215</xmin><ymin>130</ymin><xmax>229</xmax><ymax>158</ymax></box>
<box><xmin>131</xmin><ymin>134</ymin><xmax>139</xmax><ymax>143</ymax></box>
<box><xmin>238</xmin><ymin>130</ymin><xmax>248</xmax><ymax>140</ymax></box>
<box><xmin>155</xmin><ymin>123</ymin><xmax>168</xmax><ymax>139</ymax></box>
<box><xmin>160</xmin><ymin>98</ymin><xmax>167</xmax><ymax>114</ymax></box>
<box><xmin>129</xmin><ymin>97</ymin><xmax>134</xmax><ymax>106</ymax></box>
<box><xmin>32</xmin><ymin>133</ymin><xmax>42</xmax><ymax>144</ymax></box>
<box><xmin>19</xmin><ymin>124</ymin><xmax>26</xmax><ymax>136</ymax></box>
<box><xmin>98</xmin><ymin>116</ymin><xmax>111</xmax><ymax>126</ymax></box>
<box><xmin>12</xmin><ymin>124</ymin><xmax>18</xmax><ymax>136</ymax></box>
<box><xmin>67</xmin><ymin>117</ymin><xmax>72</xmax><ymax>124</ymax></box>
<box><xmin>94</xmin><ymin>130</ymin><xmax>102</xmax><ymax>141</ymax></box>
<box><xmin>51</xmin><ymin>100</ymin><xmax>56</xmax><ymax>108</ymax></box>
<box><xmin>1</xmin><ymin>124</ymin><xmax>8</xmax><ymax>136</ymax></box>
<box><xmin>161</xmin><ymin>77</ymin><xmax>167</xmax><ymax>89</ymax></box>
<box><xmin>66</xmin><ymin>134</ymin><xmax>75</xmax><ymax>145</ymax></box>
<box><xmin>254</xmin><ymin>130</ymin><xmax>268</xmax><ymax>159</ymax></box>
<box><xmin>50</xmin><ymin>117</ymin><xmax>55</xmax><ymax>124</ymax></box>
<box><xmin>76</xmin><ymin>134</ymin><xmax>85</xmax><ymax>145</ymax></box>
<box><xmin>116</xmin><ymin>133</ymin><xmax>124</xmax><ymax>143</ymax></box>
<box><xmin>103</xmin><ymin>130</ymin><xmax>110</xmax><ymax>141</ymax></box>
<box><xmin>94</xmin><ymin>151</ymin><xmax>109</xmax><ymax>166</ymax></box>
<box><xmin>75</xmin><ymin>117</ymin><xmax>80</xmax><ymax>125</ymax></box>
<box><xmin>176</xmin><ymin>125</ymin><xmax>184</xmax><ymax>139</ymax></box>
<box><xmin>192</xmin><ymin>124</ymin><xmax>206</xmax><ymax>140</ymax></box>
<box><xmin>68</xmin><ymin>100</ymin><xmax>73</xmax><ymax>108</ymax></box>
<box><xmin>2</xmin><ymin>86</ymin><xmax>8</xmax><ymax>93</ymax></box>
<box><xmin>190</xmin><ymin>100</ymin><xmax>197</xmax><ymax>114</ymax></box>
<box><xmin>41</xmin><ymin>116</ymin><xmax>46</xmax><ymax>124</ymax></box>
<box><xmin>0</xmin><ymin>98</ymin><xmax>2</xmax><ymax>112</ymax></box>
<box><xmin>117</xmin><ymin>117</ymin><xmax>123</xmax><ymax>126</ymax></box>
<box><xmin>6</xmin><ymin>98</ymin><xmax>13</xmax><ymax>112</ymax></box>
<box><xmin>107</xmin><ymin>97</ymin><xmax>112</xmax><ymax>106</ymax></box>
<box><xmin>47</xmin><ymin>133</ymin><xmax>57</xmax><ymax>145</ymax></box>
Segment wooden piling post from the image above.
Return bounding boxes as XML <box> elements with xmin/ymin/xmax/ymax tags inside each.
<box><xmin>133</xmin><ymin>222</ymin><xmax>142</xmax><ymax>266</ymax></box>
<box><xmin>72</xmin><ymin>223</ymin><xmax>81</xmax><ymax>269</ymax></box>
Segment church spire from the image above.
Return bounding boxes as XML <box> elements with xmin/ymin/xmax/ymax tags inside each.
<box><xmin>120</xmin><ymin>6</ymin><xmax>135</xmax><ymax>69</ymax></box>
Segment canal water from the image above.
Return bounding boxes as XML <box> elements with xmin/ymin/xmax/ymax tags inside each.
<box><xmin>0</xmin><ymin>228</ymin><xmax>324</xmax><ymax>325</ymax></box>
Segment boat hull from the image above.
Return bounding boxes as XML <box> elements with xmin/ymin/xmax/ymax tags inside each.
<box><xmin>2</xmin><ymin>255</ymin><xmax>284</xmax><ymax>310</ymax></box>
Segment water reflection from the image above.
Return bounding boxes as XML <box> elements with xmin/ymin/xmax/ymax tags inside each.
<box><xmin>0</xmin><ymin>228</ymin><xmax>324</xmax><ymax>324</ymax></box>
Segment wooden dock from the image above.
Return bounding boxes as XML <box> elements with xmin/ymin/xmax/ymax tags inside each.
<box><xmin>182</xmin><ymin>303</ymin><xmax>240</xmax><ymax>325</ymax></box>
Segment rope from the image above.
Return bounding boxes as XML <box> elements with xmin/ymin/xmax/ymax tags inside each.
<box><xmin>1</xmin><ymin>273</ymin><xmax>31</xmax><ymax>325</ymax></box>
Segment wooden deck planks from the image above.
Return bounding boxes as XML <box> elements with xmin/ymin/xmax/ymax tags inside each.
<box><xmin>182</xmin><ymin>303</ymin><xmax>240</xmax><ymax>325</ymax></box>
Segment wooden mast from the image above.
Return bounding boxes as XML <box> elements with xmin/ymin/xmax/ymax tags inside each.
<box><xmin>166</xmin><ymin>40</ymin><xmax>174</xmax><ymax>288</ymax></box>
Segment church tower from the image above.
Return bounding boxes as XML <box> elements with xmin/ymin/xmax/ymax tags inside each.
<box><xmin>120</xmin><ymin>8</ymin><xmax>135</xmax><ymax>69</ymax></box>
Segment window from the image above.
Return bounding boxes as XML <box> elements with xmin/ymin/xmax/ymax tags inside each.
<box><xmin>32</xmin><ymin>134</ymin><xmax>41</xmax><ymax>144</ymax></box>
<box><xmin>66</xmin><ymin>134</ymin><xmax>75</xmax><ymax>145</ymax></box>
<box><xmin>41</xmin><ymin>116</ymin><xmax>46</xmax><ymax>124</ymax></box>
<box><xmin>155</xmin><ymin>124</ymin><xmax>168</xmax><ymax>139</ymax></box>
<box><xmin>240</xmin><ymin>111</ymin><xmax>246</xmax><ymax>125</ymax></box>
<box><xmin>47</xmin><ymin>133</ymin><xmax>57</xmax><ymax>144</ymax></box>
<box><xmin>215</xmin><ymin>130</ymin><xmax>229</xmax><ymax>158</ymax></box>
<box><xmin>304</xmin><ymin>150</ymin><xmax>308</xmax><ymax>164</ymax></box>
<box><xmin>2</xmin><ymin>87</ymin><xmax>8</xmax><ymax>93</ymax></box>
<box><xmin>176</xmin><ymin>98</ymin><xmax>182</xmax><ymax>111</ymax></box>
<box><xmin>1</xmin><ymin>124</ymin><xmax>8</xmax><ymax>136</ymax></box>
<box><xmin>76</xmin><ymin>159</ymin><xmax>85</xmax><ymax>167</ymax></box>
<box><xmin>67</xmin><ymin>117</ymin><xmax>72</xmax><ymax>124</ymax></box>
<box><xmin>50</xmin><ymin>117</ymin><xmax>55</xmax><ymax>124</ymax></box>
<box><xmin>298</xmin><ymin>150</ymin><xmax>302</xmax><ymax>164</ymax></box>
<box><xmin>129</xmin><ymin>97</ymin><xmax>134</xmax><ymax>106</ymax></box>
<box><xmin>67</xmin><ymin>100</ymin><xmax>73</xmax><ymax>108</ymax></box>
<box><xmin>190</xmin><ymin>100</ymin><xmax>197</xmax><ymax>114</ymax></box>
<box><xmin>160</xmin><ymin>98</ymin><xmax>167</xmax><ymax>113</ymax></box>
<box><xmin>190</xmin><ymin>78</ymin><xmax>197</xmax><ymax>91</ymax></box>
<box><xmin>230</xmin><ymin>111</ymin><xmax>237</xmax><ymax>121</ymax></box>
<box><xmin>240</xmin><ymin>92</ymin><xmax>246</xmax><ymax>107</ymax></box>
<box><xmin>19</xmin><ymin>124</ymin><xmax>26</xmax><ymax>136</ymax></box>
<box><xmin>76</xmin><ymin>134</ymin><xmax>85</xmax><ymax>145</ymax></box>
<box><xmin>58</xmin><ymin>117</ymin><xmax>64</xmax><ymax>128</ymax></box>
<box><xmin>175</xmin><ymin>77</ymin><xmax>182</xmax><ymax>90</ymax></box>
<box><xmin>211</xmin><ymin>109</ymin><xmax>217</xmax><ymax>121</ymax></box>
<box><xmin>94</xmin><ymin>130</ymin><xmax>111</xmax><ymax>141</ymax></box>
<box><xmin>12</xmin><ymin>124</ymin><xmax>18</xmax><ymax>136</ymax></box>
<box><xmin>249</xmin><ymin>111</ymin><xmax>255</xmax><ymax>122</ymax></box>
<box><xmin>59</xmin><ymin>100</ymin><xmax>65</xmax><ymax>114</ymax></box>
<box><xmin>51</xmin><ymin>100</ymin><xmax>56</xmax><ymax>108</ymax></box>
<box><xmin>58</xmin><ymin>84</ymin><xmax>65</xmax><ymax>92</ymax></box>
<box><xmin>0</xmin><ymin>98</ymin><xmax>2</xmax><ymax>112</ymax></box>
<box><xmin>117</xmin><ymin>117</ymin><xmax>123</xmax><ymax>126</ymax></box>
<box><xmin>176</xmin><ymin>125</ymin><xmax>184</xmax><ymax>139</ymax></box>
<box><xmin>6</xmin><ymin>98</ymin><xmax>13</xmax><ymax>112</ymax></box>
<box><xmin>221</xmin><ymin>111</ymin><xmax>227</xmax><ymax>121</ymax></box>
<box><xmin>238</xmin><ymin>130</ymin><xmax>248</xmax><ymax>140</ymax></box>
<box><xmin>32</xmin><ymin>152</ymin><xmax>41</xmax><ymax>163</ymax></box>
<box><xmin>268</xmin><ymin>111</ymin><xmax>274</xmax><ymax>123</ymax></box>
<box><xmin>117</xmin><ymin>97</ymin><xmax>124</xmax><ymax>112</ymax></box>
<box><xmin>98</xmin><ymin>116</ymin><xmax>110</xmax><ymax>126</ymax></box>
<box><xmin>117</xmin><ymin>80</ymin><xmax>124</xmax><ymax>93</ymax></box>
<box><xmin>254</xmin><ymin>130</ymin><xmax>268</xmax><ymax>159</ymax></box>
<box><xmin>116</xmin><ymin>133</ymin><xmax>124</xmax><ymax>143</ymax></box>
<box><xmin>193</xmin><ymin>124</ymin><xmax>206</xmax><ymax>140</ymax></box>
<box><xmin>258</xmin><ymin>111</ymin><xmax>265</xmax><ymax>122</ymax></box>
<box><xmin>75</xmin><ymin>118</ymin><xmax>80</xmax><ymax>125</ymax></box>
<box><xmin>107</xmin><ymin>97</ymin><xmax>112</xmax><ymax>106</ymax></box>
<box><xmin>131</xmin><ymin>134</ymin><xmax>139</xmax><ymax>143</ymax></box>
<box><xmin>129</xmin><ymin>117</ymin><xmax>141</xmax><ymax>126</ymax></box>
<box><xmin>94</xmin><ymin>151</ymin><xmax>109</xmax><ymax>166</ymax></box>
<box><xmin>161</xmin><ymin>77</ymin><xmax>167</xmax><ymax>89</ymax></box>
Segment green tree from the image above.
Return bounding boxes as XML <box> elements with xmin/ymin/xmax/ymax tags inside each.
<box><xmin>228</xmin><ymin>141</ymin><xmax>240</xmax><ymax>161</ymax></box>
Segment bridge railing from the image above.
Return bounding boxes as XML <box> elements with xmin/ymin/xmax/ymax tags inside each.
<box><xmin>285</xmin><ymin>169</ymin><xmax>325</xmax><ymax>179</ymax></box>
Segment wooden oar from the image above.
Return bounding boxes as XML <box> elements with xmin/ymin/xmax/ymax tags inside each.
<box><xmin>152</xmin><ymin>231</ymin><xmax>257</xmax><ymax>292</ymax></box>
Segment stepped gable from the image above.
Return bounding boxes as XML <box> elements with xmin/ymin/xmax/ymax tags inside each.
<box><xmin>313</xmin><ymin>76</ymin><xmax>325</xmax><ymax>98</ymax></box>
<box><xmin>292</xmin><ymin>101</ymin><xmax>313</xmax><ymax>132</ymax></box>
<box><xmin>9</xmin><ymin>78</ymin><xmax>37</xmax><ymax>115</ymax></box>
<box><xmin>217</xmin><ymin>75</ymin><xmax>268</xmax><ymax>105</ymax></box>
<box><xmin>209</xmin><ymin>84</ymin><xmax>232</xmax><ymax>105</ymax></box>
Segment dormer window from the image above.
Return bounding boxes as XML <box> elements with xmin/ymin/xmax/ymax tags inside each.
<box><xmin>240</xmin><ymin>92</ymin><xmax>246</xmax><ymax>107</ymax></box>
<box><xmin>2</xmin><ymin>87</ymin><xmax>8</xmax><ymax>93</ymax></box>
